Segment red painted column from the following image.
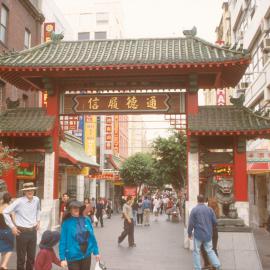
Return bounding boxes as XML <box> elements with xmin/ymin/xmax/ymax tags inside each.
<box><xmin>47</xmin><ymin>86</ymin><xmax>60</xmax><ymax>199</ymax></box>
<box><xmin>233</xmin><ymin>138</ymin><xmax>248</xmax><ymax>201</ymax></box>
<box><xmin>186</xmin><ymin>92</ymin><xmax>198</xmax><ymax>115</ymax></box>
<box><xmin>2</xmin><ymin>169</ymin><xmax>16</xmax><ymax>197</ymax></box>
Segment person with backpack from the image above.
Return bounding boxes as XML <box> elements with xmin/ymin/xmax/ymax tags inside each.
<box><xmin>59</xmin><ymin>200</ymin><xmax>100</xmax><ymax>270</ymax></box>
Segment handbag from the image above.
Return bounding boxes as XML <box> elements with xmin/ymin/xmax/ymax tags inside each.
<box><xmin>95</xmin><ymin>261</ymin><xmax>107</xmax><ymax>270</ymax></box>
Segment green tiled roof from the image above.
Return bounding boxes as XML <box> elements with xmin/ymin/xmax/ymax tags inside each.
<box><xmin>61</xmin><ymin>135</ymin><xmax>99</xmax><ymax>167</ymax></box>
<box><xmin>0</xmin><ymin>36</ymin><xmax>248</xmax><ymax>67</ymax></box>
<box><xmin>188</xmin><ymin>106</ymin><xmax>270</xmax><ymax>132</ymax></box>
<box><xmin>0</xmin><ymin>108</ymin><xmax>55</xmax><ymax>133</ymax></box>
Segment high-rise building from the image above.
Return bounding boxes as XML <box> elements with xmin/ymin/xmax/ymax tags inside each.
<box><xmin>202</xmin><ymin>2</ymin><xmax>234</xmax><ymax>106</ymax></box>
<box><xmin>128</xmin><ymin>115</ymin><xmax>148</xmax><ymax>156</ymax></box>
<box><xmin>55</xmin><ymin>0</ymin><xmax>124</xmax><ymax>41</ymax></box>
<box><xmin>0</xmin><ymin>0</ymin><xmax>44</xmax><ymax>111</ymax></box>
<box><xmin>224</xmin><ymin>0</ymin><xmax>270</xmax><ymax>228</ymax></box>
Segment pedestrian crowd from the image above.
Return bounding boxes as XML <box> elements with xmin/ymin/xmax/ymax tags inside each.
<box><xmin>0</xmin><ymin>182</ymin><xmax>246</xmax><ymax>270</ymax></box>
<box><xmin>0</xmin><ymin>182</ymin><xmax>101</xmax><ymax>270</ymax></box>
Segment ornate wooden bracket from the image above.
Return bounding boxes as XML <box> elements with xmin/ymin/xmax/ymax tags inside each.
<box><xmin>190</xmin><ymin>136</ymin><xmax>198</xmax><ymax>153</ymax></box>
<box><xmin>44</xmin><ymin>137</ymin><xmax>53</xmax><ymax>153</ymax></box>
<box><xmin>188</xmin><ymin>73</ymin><xmax>198</xmax><ymax>93</ymax></box>
<box><xmin>42</xmin><ymin>78</ymin><xmax>54</xmax><ymax>96</ymax></box>
<box><xmin>236</xmin><ymin>137</ymin><xmax>246</xmax><ymax>153</ymax></box>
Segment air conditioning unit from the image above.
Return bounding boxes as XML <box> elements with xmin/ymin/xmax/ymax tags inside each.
<box><xmin>262</xmin><ymin>38</ymin><xmax>270</xmax><ymax>52</ymax></box>
<box><xmin>239</xmin><ymin>82</ymin><xmax>250</xmax><ymax>89</ymax></box>
<box><xmin>261</xmin><ymin>19</ymin><xmax>270</xmax><ymax>33</ymax></box>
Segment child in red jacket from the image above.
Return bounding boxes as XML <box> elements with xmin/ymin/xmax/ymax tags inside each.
<box><xmin>34</xmin><ymin>230</ymin><xmax>61</xmax><ymax>270</ymax></box>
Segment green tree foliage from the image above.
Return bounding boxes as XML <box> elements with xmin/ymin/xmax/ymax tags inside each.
<box><xmin>120</xmin><ymin>152</ymin><xmax>154</xmax><ymax>193</ymax></box>
<box><xmin>152</xmin><ymin>132</ymin><xmax>186</xmax><ymax>190</ymax></box>
<box><xmin>0</xmin><ymin>141</ymin><xmax>20</xmax><ymax>175</ymax></box>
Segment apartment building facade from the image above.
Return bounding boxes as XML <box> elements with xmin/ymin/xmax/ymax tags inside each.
<box><xmin>0</xmin><ymin>0</ymin><xmax>44</xmax><ymax>111</ymax></box>
<box><xmin>226</xmin><ymin>0</ymin><xmax>270</xmax><ymax>228</ymax></box>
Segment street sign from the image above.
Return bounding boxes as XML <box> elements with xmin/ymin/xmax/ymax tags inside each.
<box><xmin>62</xmin><ymin>93</ymin><xmax>185</xmax><ymax>115</ymax></box>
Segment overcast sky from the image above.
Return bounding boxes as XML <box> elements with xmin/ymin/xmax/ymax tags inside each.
<box><xmin>122</xmin><ymin>0</ymin><xmax>222</xmax><ymax>42</ymax></box>
<box><xmin>120</xmin><ymin>0</ymin><xmax>223</xmax><ymax>141</ymax></box>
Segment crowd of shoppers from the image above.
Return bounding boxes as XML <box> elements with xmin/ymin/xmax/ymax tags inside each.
<box><xmin>0</xmin><ymin>183</ymin><xmax>226</xmax><ymax>270</ymax></box>
<box><xmin>0</xmin><ymin>183</ymin><xmax>102</xmax><ymax>270</ymax></box>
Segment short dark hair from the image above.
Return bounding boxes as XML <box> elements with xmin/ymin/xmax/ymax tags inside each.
<box><xmin>197</xmin><ymin>194</ymin><xmax>205</xmax><ymax>203</ymax></box>
<box><xmin>62</xmin><ymin>193</ymin><xmax>69</xmax><ymax>197</ymax></box>
<box><xmin>3</xmin><ymin>192</ymin><xmax>11</xmax><ymax>204</ymax></box>
<box><xmin>126</xmin><ymin>196</ymin><xmax>133</xmax><ymax>202</ymax></box>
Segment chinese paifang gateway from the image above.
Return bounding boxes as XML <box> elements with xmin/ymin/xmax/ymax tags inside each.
<box><xmin>1</xmin><ymin>30</ymin><xmax>270</xmax><ymax>242</ymax></box>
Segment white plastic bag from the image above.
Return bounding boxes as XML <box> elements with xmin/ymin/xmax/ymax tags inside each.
<box><xmin>93</xmin><ymin>215</ymin><xmax>98</xmax><ymax>223</ymax></box>
<box><xmin>95</xmin><ymin>262</ymin><xmax>107</xmax><ymax>270</ymax></box>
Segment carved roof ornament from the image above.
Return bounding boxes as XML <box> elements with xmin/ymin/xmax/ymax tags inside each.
<box><xmin>229</xmin><ymin>94</ymin><xmax>245</xmax><ymax>107</ymax></box>
<box><xmin>50</xmin><ymin>31</ymin><xmax>64</xmax><ymax>43</ymax></box>
<box><xmin>183</xmin><ymin>26</ymin><xmax>197</xmax><ymax>37</ymax></box>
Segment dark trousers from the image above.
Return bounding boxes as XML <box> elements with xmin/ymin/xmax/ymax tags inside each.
<box><xmin>201</xmin><ymin>229</ymin><xmax>218</xmax><ymax>267</ymax></box>
<box><xmin>96</xmin><ymin>213</ymin><xmax>103</xmax><ymax>227</ymax></box>
<box><xmin>16</xmin><ymin>230</ymin><xmax>37</xmax><ymax>270</ymax></box>
<box><xmin>68</xmin><ymin>256</ymin><xmax>91</xmax><ymax>270</ymax></box>
<box><xmin>118</xmin><ymin>219</ymin><xmax>134</xmax><ymax>246</ymax></box>
<box><xmin>137</xmin><ymin>213</ymin><xmax>143</xmax><ymax>224</ymax></box>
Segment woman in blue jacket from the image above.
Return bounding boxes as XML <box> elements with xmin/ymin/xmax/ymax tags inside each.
<box><xmin>59</xmin><ymin>200</ymin><xmax>100</xmax><ymax>270</ymax></box>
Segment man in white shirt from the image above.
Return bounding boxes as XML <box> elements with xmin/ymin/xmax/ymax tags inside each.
<box><xmin>3</xmin><ymin>182</ymin><xmax>40</xmax><ymax>270</ymax></box>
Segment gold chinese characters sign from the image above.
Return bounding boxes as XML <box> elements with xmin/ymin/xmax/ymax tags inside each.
<box><xmin>63</xmin><ymin>93</ymin><xmax>185</xmax><ymax>114</ymax></box>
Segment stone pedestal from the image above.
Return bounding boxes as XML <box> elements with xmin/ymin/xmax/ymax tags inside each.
<box><xmin>235</xmin><ymin>201</ymin><xmax>249</xmax><ymax>226</ymax></box>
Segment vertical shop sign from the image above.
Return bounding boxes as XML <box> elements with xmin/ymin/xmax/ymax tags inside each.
<box><xmin>105</xmin><ymin>116</ymin><xmax>112</xmax><ymax>150</ymax></box>
<box><xmin>84</xmin><ymin>115</ymin><xmax>97</xmax><ymax>157</ymax></box>
<box><xmin>114</xmin><ymin>115</ymin><xmax>119</xmax><ymax>154</ymax></box>
<box><xmin>44</xmin><ymin>22</ymin><xmax>55</xmax><ymax>42</ymax></box>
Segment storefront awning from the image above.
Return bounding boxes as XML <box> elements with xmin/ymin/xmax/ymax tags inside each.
<box><xmin>106</xmin><ymin>154</ymin><xmax>122</xmax><ymax>170</ymax></box>
<box><xmin>60</xmin><ymin>138</ymin><xmax>99</xmax><ymax>168</ymax></box>
<box><xmin>247</xmin><ymin>162</ymin><xmax>270</xmax><ymax>174</ymax></box>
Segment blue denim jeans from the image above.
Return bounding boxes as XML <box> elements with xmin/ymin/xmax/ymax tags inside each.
<box><xmin>193</xmin><ymin>238</ymin><xmax>221</xmax><ymax>270</ymax></box>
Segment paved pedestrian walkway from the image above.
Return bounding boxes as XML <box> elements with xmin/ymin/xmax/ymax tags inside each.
<box><xmin>253</xmin><ymin>228</ymin><xmax>270</xmax><ymax>270</ymax></box>
<box><xmin>7</xmin><ymin>214</ymin><xmax>192</xmax><ymax>270</ymax></box>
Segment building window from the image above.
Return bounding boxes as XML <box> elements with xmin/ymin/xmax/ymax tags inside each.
<box><xmin>78</xmin><ymin>32</ymin><xmax>90</xmax><ymax>41</ymax></box>
<box><xmin>94</xmin><ymin>31</ymin><xmax>107</xmax><ymax>40</ymax></box>
<box><xmin>96</xmin><ymin>12</ymin><xmax>109</xmax><ymax>25</ymax></box>
<box><xmin>79</xmin><ymin>13</ymin><xmax>94</xmax><ymax>27</ymax></box>
<box><xmin>0</xmin><ymin>5</ymin><xmax>8</xmax><ymax>44</ymax></box>
<box><xmin>24</xmin><ymin>29</ymin><xmax>31</xmax><ymax>49</ymax></box>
